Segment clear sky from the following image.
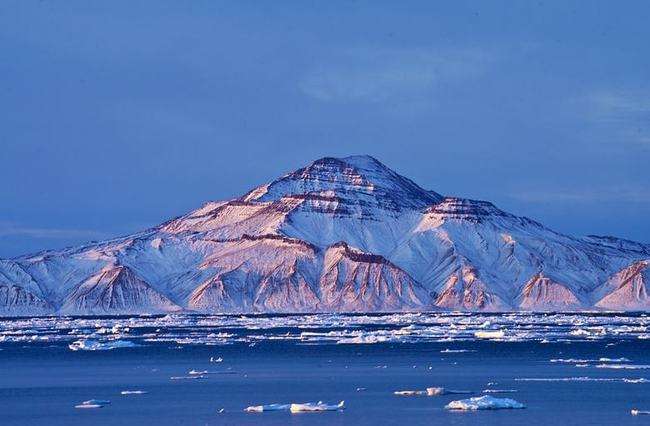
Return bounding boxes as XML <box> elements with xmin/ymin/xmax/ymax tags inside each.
<box><xmin>1</xmin><ymin>1</ymin><xmax>649</xmax><ymax>257</ymax></box>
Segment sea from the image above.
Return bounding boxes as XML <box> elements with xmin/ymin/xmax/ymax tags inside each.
<box><xmin>1</xmin><ymin>312</ymin><xmax>649</xmax><ymax>425</ymax></box>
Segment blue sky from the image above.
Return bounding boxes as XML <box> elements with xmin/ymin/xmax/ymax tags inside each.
<box><xmin>1</xmin><ymin>1</ymin><xmax>649</xmax><ymax>257</ymax></box>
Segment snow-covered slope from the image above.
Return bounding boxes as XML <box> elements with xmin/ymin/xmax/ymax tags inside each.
<box><xmin>2</xmin><ymin>155</ymin><xmax>649</xmax><ymax>315</ymax></box>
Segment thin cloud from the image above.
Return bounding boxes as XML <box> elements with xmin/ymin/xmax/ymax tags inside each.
<box><xmin>573</xmin><ymin>90</ymin><xmax>650</xmax><ymax>147</ymax></box>
<box><xmin>299</xmin><ymin>47</ymin><xmax>495</xmax><ymax>104</ymax></box>
<box><xmin>0</xmin><ymin>222</ymin><xmax>109</xmax><ymax>240</ymax></box>
<box><xmin>510</xmin><ymin>187</ymin><xmax>650</xmax><ymax>204</ymax></box>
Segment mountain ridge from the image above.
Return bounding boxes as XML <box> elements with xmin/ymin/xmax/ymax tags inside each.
<box><xmin>2</xmin><ymin>155</ymin><xmax>649</xmax><ymax>315</ymax></box>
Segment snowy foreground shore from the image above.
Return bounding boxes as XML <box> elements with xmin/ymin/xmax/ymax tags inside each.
<box><xmin>1</xmin><ymin>312</ymin><xmax>649</xmax><ymax>425</ymax></box>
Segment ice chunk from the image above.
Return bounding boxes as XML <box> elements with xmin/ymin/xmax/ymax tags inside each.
<box><xmin>426</xmin><ymin>387</ymin><xmax>472</xmax><ymax>396</ymax></box>
<box><xmin>289</xmin><ymin>401</ymin><xmax>345</xmax><ymax>413</ymax></box>
<box><xmin>188</xmin><ymin>370</ymin><xmax>208</xmax><ymax>375</ymax></box>
<box><xmin>474</xmin><ymin>330</ymin><xmax>505</xmax><ymax>339</ymax></box>
<box><xmin>245</xmin><ymin>403</ymin><xmax>290</xmax><ymax>412</ymax></box>
<box><xmin>170</xmin><ymin>375</ymin><xmax>204</xmax><ymax>380</ymax></box>
<box><xmin>75</xmin><ymin>399</ymin><xmax>110</xmax><ymax>409</ymax></box>
<box><xmin>595</xmin><ymin>364</ymin><xmax>650</xmax><ymax>370</ymax></box>
<box><xmin>631</xmin><ymin>410</ymin><xmax>650</xmax><ymax>415</ymax></box>
<box><xmin>82</xmin><ymin>399</ymin><xmax>111</xmax><ymax>405</ymax></box>
<box><xmin>210</xmin><ymin>357</ymin><xmax>223</xmax><ymax>363</ymax></box>
<box><xmin>121</xmin><ymin>390</ymin><xmax>147</xmax><ymax>395</ymax></box>
<box><xmin>623</xmin><ymin>378</ymin><xmax>650</xmax><ymax>383</ymax></box>
<box><xmin>337</xmin><ymin>335</ymin><xmax>388</xmax><ymax>344</ymax></box>
<box><xmin>394</xmin><ymin>390</ymin><xmax>426</xmax><ymax>396</ymax></box>
<box><xmin>482</xmin><ymin>389</ymin><xmax>517</xmax><ymax>393</ymax></box>
<box><xmin>441</xmin><ymin>349</ymin><xmax>477</xmax><ymax>353</ymax></box>
<box><xmin>68</xmin><ymin>339</ymin><xmax>138</xmax><ymax>351</ymax></box>
<box><xmin>445</xmin><ymin>395</ymin><xmax>525</xmax><ymax>410</ymax></box>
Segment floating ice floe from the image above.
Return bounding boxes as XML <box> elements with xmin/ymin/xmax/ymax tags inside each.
<box><xmin>631</xmin><ymin>410</ymin><xmax>650</xmax><ymax>415</ymax></box>
<box><xmin>427</xmin><ymin>387</ymin><xmax>473</xmax><ymax>396</ymax></box>
<box><xmin>336</xmin><ymin>335</ymin><xmax>388</xmax><ymax>344</ymax></box>
<box><xmin>69</xmin><ymin>339</ymin><xmax>138</xmax><ymax>351</ymax></box>
<box><xmin>394</xmin><ymin>387</ymin><xmax>471</xmax><ymax>396</ymax></box>
<box><xmin>210</xmin><ymin>357</ymin><xmax>223</xmax><ymax>363</ymax></box>
<box><xmin>290</xmin><ymin>401</ymin><xmax>345</xmax><ymax>413</ymax></box>
<box><xmin>75</xmin><ymin>399</ymin><xmax>111</xmax><ymax>409</ymax></box>
<box><xmin>245</xmin><ymin>403</ymin><xmax>291</xmax><ymax>412</ymax></box>
<box><xmin>441</xmin><ymin>349</ymin><xmax>477</xmax><ymax>353</ymax></box>
<box><xmin>83</xmin><ymin>399</ymin><xmax>110</xmax><ymax>405</ymax></box>
<box><xmin>474</xmin><ymin>330</ymin><xmax>505</xmax><ymax>339</ymax></box>
<box><xmin>121</xmin><ymin>390</ymin><xmax>147</xmax><ymax>395</ymax></box>
<box><xmin>445</xmin><ymin>395</ymin><xmax>525</xmax><ymax>410</ymax></box>
<box><xmin>75</xmin><ymin>404</ymin><xmax>103</xmax><ymax>409</ymax></box>
<box><xmin>516</xmin><ymin>377</ymin><xmax>650</xmax><ymax>383</ymax></box>
<box><xmin>595</xmin><ymin>364</ymin><xmax>650</xmax><ymax>370</ymax></box>
<box><xmin>394</xmin><ymin>390</ymin><xmax>426</xmax><ymax>396</ymax></box>
<box><xmin>188</xmin><ymin>370</ymin><xmax>208</xmax><ymax>375</ymax></box>
<box><xmin>482</xmin><ymin>389</ymin><xmax>518</xmax><ymax>394</ymax></box>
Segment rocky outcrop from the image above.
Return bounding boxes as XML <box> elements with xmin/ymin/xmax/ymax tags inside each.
<box><xmin>595</xmin><ymin>261</ymin><xmax>650</xmax><ymax>310</ymax></box>
<box><xmin>434</xmin><ymin>266</ymin><xmax>509</xmax><ymax>311</ymax></box>
<box><xmin>319</xmin><ymin>242</ymin><xmax>428</xmax><ymax>311</ymax></box>
<box><xmin>518</xmin><ymin>273</ymin><xmax>582</xmax><ymax>311</ymax></box>
<box><xmin>60</xmin><ymin>265</ymin><xmax>180</xmax><ymax>314</ymax></box>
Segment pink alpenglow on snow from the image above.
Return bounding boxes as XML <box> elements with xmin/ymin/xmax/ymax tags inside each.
<box><xmin>1</xmin><ymin>155</ymin><xmax>650</xmax><ymax>315</ymax></box>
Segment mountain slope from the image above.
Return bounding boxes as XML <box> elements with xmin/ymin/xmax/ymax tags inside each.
<box><xmin>1</xmin><ymin>155</ymin><xmax>649</xmax><ymax>315</ymax></box>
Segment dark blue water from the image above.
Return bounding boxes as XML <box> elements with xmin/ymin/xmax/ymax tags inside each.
<box><xmin>1</xmin><ymin>313</ymin><xmax>650</xmax><ymax>425</ymax></box>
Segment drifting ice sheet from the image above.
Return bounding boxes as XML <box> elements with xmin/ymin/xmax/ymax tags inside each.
<box><xmin>474</xmin><ymin>331</ymin><xmax>505</xmax><ymax>339</ymax></box>
<box><xmin>290</xmin><ymin>401</ymin><xmax>345</xmax><ymax>413</ymax></box>
<box><xmin>245</xmin><ymin>403</ymin><xmax>291</xmax><ymax>412</ymax></box>
<box><xmin>68</xmin><ymin>339</ymin><xmax>138</xmax><ymax>351</ymax></box>
<box><xmin>445</xmin><ymin>395</ymin><xmax>525</xmax><ymax>410</ymax></box>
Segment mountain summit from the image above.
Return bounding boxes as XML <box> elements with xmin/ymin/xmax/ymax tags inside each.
<box><xmin>2</xmin><ymin>156</ymin><xmax>649</xmax><ymax>315</ymax></box>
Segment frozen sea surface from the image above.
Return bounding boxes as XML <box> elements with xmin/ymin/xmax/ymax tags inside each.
<box><xmin>1</xmin><ymin>312</ymin><xmax>649</xmax><ymax>425</ymax></box>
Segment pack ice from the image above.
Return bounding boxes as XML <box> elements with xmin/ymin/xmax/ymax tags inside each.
<box><xmin>445</xmin><ymin>395</ymin><xmax>525</xmax><ymax>410</ymax></box>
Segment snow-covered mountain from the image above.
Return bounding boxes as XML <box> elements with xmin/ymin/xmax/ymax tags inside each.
<box><xmin>2</xmin><ymin>155</ymin><xmax>649</xmax><ymax>315</ymax></box>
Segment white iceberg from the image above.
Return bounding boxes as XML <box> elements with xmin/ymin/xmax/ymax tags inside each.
<box><xmin>245</xmin><ymin>403</ymin><xmax>290</xmax><ymax>412</ymax></box>
<box><xmin>121</xmin><ymin>390</ymin><xmax>147</xmax><ymax>395</ymax></box>
<box><xmin>75</xmin><ymin>399</ymin><xmax>111</xmax><ymax>409</ymax></box>
<box><xmin>445</xmin><ymin>395</ymin><xmax>525</xmax><ymax>410</ymax></box>
<box><xmin>290</xmin><ymin>401</ymin><xmax>345</xmax><ymax>413</ymax></box>
<box><xmin>394</xmin><ymin>390</ymin><xmax>426</xmax><ymax>396</ymax></box>
<box><xmin>427</xmin><ymin>387</ymin><xmax>473</xmax><ymax>396</ymax></box>
<box><xmin>595</xmin><ymin>364</ymin><xmax>650</xmax><ymax>370</ymax></box>
<box><xmin>69</xmin><ymin>339</ymin><xmax>138</xmax><ymax>351</ymax></box>
<box><xmin>474</xmin><ymin>330</ymin><xmax>505</xmax><ymax>339</ymax></box>
<box><xmin>75</xmin><ymin>404</ymin><xmax>103</xmax><ymax>409</ymax></box>
<box><xmin>483</xmin><ymin>389</ymin><xmax>518</xmax><ymax>394</ymax></box>
<box><xmin>82</xmin><ymin>399</ymin><xmax>111</xmax><ymax>405</ymax></box>
<box><xmin>631</xmin><ymin>410</ymin><xmax>650</xmax><ymax>415</ymax></box>
<box><xmin>336</xmin><ymin>335</ymin><xmax>388</xmax><ymax>344</ymax></box>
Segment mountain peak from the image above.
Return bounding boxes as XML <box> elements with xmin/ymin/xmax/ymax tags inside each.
<box><xmin>243</xmin><ymin>155</ymin><xmax>443</xmax><ymax>211</ymax></box>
